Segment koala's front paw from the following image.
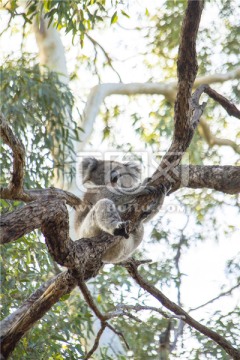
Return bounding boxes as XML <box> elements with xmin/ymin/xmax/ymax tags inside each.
<box><xmin>139</xmin><ymin>185</ymin><xmax>157</xmax><ymax>196</ymax></box>
<box><xmin>113</xmin><ymin>221</ymin><xmax>130</xmax><ymax>239</ymax></box>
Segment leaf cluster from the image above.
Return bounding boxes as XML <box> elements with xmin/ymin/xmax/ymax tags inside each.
<box><xmin>4</xmin><ymin>0</ymin><xmax>124</xmax><ymax>47</ymax></box>
<box><xmin>0</xmin><ymin>54</ymin><xmax>80</xmax><ymax>188</ymax></box>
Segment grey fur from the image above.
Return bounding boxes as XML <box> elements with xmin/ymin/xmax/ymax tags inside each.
<box><xmin>75</xmin><ymin>157</ymin><xmax>163</xmax><ymax>263</ymax></box>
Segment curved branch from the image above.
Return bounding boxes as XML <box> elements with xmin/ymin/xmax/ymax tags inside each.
<box><xmin>77</xmin><ymin>70</ymin><xmax>240</xmax><ymax>153</ymax></box>
<box><xmin>190</xmin><ymin>282</ymin><xmax>240</xmax><ymax>312</ymax></box>
<box><xmin>124</xmin><ymin>259</ymin><xmax>240</xmax><ymax>360</ymax></box>
<box><xmin>202</xmin><ymin>84</ymin><xmax>240</xmax><ymax>119</ymax></box>
<box><xmin>0</xmin><ymin>113</ymin><xmax>25</xmax><ymax>196</ymax></box>
<box><xmin>86</xmin><ymin>33</ymin><xmax>122</xmax><ymax>82</ymax></box>
<box><xmin>0</xmin><ymin>186</ymin><xmax>82</xmax><ymax>207</ymax></box>
<box><xmin>77</xmin><ymin>82</ymin><xmax>175</xmax><ymax>151</ymax></box>
<box><xmin>200</xmin><ymin>119</ymin><xmax>240</xmax><ymax>154</ymax></box>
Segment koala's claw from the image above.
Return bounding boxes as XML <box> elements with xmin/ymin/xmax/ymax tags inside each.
<box><xmin>114</xmin><ymin>221</ymin><xmax>130</xmax><ymax>239</ymax></box>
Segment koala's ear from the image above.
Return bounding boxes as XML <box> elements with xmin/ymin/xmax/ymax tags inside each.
<box><xmin>81</xmin><ymin>157</ymin><xmax>98</xmax><ymax>183</ymax></box>
<box><xmin>124</xmin><ymin>162</ymin><xmax>141</xmax><ymax>175</ymax></box>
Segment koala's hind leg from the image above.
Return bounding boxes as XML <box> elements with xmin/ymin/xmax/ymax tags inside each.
<box><xmin>80</xmin><ymin>198</ymin><xmax>130</xmax><ymax>239</ymax></box>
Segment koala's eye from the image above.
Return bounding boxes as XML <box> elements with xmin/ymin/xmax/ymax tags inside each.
<box><xmin>110</xmin><ymin>170</ymin><xmax>119</xmax><ymax>183</ymax></box>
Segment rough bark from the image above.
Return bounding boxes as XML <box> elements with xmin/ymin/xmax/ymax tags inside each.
<box><xmin>0</xmin><ymin>272</ymin><xmax>76</xmax><ymax>357</ymax></box>
<box><xmin>173</xmin><ymin>165</ymin><xmax>240</xmax><ymax>194</ymax></box>
<box><xmin>0</xmin><ymin>197</ymin><xmax>124</xmax><ymax>357</ymax></box>
<box><xmin>0</xmin><ymin>113</ymin><xmax>25</xmax><ymax>197</ymax></box>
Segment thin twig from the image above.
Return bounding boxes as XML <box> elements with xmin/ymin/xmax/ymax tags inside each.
<box><xmin>86</xmin><ymin>33</ymin><xmax>122</xmax><ymax>82</ymax></box>
<box><xmin>115</xmin><ymin>304</ymin><xmax>185</xmax><ymax>320</ymax></box>
<box><xmin>200</xmin><ymin>118</ymin><xmax>240</xmax><ymax>154</ymax></box>
<box><xmin>190</xmin><ymin>282</ymin><xmax>240</xmax><ymax>312</ymax></box>
<box><xmin>84</xmin><ymin>322</ymin><xmax>107</xmax><ymax>360</ymax></box>
<box><xmin>78</xmin><ymin>278</ymin><xmax>130</xmax><ymax>356</ymax></box>
<box><xmin>124</xmin><ymin>258</ymin><xmax>240</xmax><ymax>360</ymax></box>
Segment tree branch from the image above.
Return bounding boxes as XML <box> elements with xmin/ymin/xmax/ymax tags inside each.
<box><xmin>78</xmin><ymin>279</ymin><xmax>129</xmax><ymax>358</ymax></box>
<box><xmin>199</xmin><ymin>118</ymin><xmax>240</xmax><ymax>154</ymax></box>
<box><xmin>194</xmin><ymin>66</ymin><xmax>240</xmax><ymax>87</ymax></box>
<box><xmin>190</xmin><ymin>282</ymin><xmax>240</xmax><ymax>312</ymax></box>
<box><xmin>151</xmin><ymin>1</ymin><xmax>204</xmax><ymax>185</ymax></box>
<box><xmin>86</xmin><ymin>33</ymin><xmax>122</xmax><ymax>82</ymax></box>
<box><xmin>114</xmin><ymin>304</ymin><xmax>184</xmax><ymax>320</ymax></box>
<box><xmin>124</xmin><ymin>259</ymin><xmax>240</xmax><ymax>360</ymax></box>
<box><xmin>0</xmin><ymin>186</ymin><xmax>82</xmax><ymax>207</ymax></box>
<box><xmin>77</xmin><ymin>65</ymin><xmax>240</xmax><ymax>152</ymax></box>
<box><xmin>0</xmin><ymin>194</ymin><xmax>125</xmax><ymax>356</ymax></box>
<box><xmin>204</xmin><ymin>85</ymin><xmax>240</xmax><ymax>119</ymax></box>
<box><xmin>0</xmin><ymin>114</ymin><xmax>82</xmax><ymax>207</ymax></box>
<box><xmin>171</xmin><ymin>165</ymin><xmax>240</xmax><ymax>194</ymax></box>
<box><xmin>0</xmin><ymin>271</ymin><xmax>77</xmax><ymax>358</ymax></box>
<box><xmin>84</xmin><ymin>322</ymin><xmax>107</xmax><ymax>360</ymax></box>
<box><xmin>0</xmin><ymin>113</ymin><xmax>25</xmax><ymax>197</ymax></box>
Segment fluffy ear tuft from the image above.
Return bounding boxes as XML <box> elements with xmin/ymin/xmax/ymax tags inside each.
<box><xmin>124</xmin><ymin>162</ymin><xmax>141</xmax><ymax>177</ymax></box>
<box><xmin>80</xmin><ymin>157</ymin><xmax>98</xmax><ymax>183</ymax></box>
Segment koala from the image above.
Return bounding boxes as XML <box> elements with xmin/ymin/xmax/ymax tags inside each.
<box><xmin>74</xmin><ymin>157</ymin><xmax>163</xmax><ymax>264</ymax></box>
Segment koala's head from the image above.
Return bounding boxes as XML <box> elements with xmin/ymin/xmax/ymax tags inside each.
<box><xmin>80</xmin><ymin>157</ymin><xmax>141</xmax><ymax>188</ymax></box>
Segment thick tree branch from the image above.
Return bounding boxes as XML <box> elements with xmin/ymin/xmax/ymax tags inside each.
<box><xmin>124</xmin><ymin>259</ymin><xmax>240</xmax><ymax>360</ymax></box>
<box><xmin>0</xmin><ymin>271</ymin><xmax>77</xmax><ymax>357</ymax></box>
<box><xmin>151</xmin><ymin>1</ymin><xmax>204</xmax><ymax>185</ymax></box>
<box><xmin>171</xmin><ymin>165</ymin><xmax>240</xmax><ymax>195</ymax></box>
<box><xmin>0</xmin><ymin>195</ymin><xmax>126</xmax><ymax>356</ymax></box>
<box><xmin>0</xmin><ymin>186</ymin><xmax>82</xmax><ymax>207</ymax></box>
<box><xmin>0</xmin><ymin>113</ymin><xmax>25</xmax><ymax>197</ymax></box>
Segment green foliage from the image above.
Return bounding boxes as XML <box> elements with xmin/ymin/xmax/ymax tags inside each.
<box><xmin>189</xmin><ymin>308</ymin><xmax>240</xmax><ymax>359</ymax></box>
<box><xmin>4</xmin><ymin>0</ymin><xmax>124</xmax><ymax>46</ymax></box>
<box><xmin>0</xmin><ymin>54</ymin><xmax>80</xmax><ymax>187</ymax></box>
<box><xmin>8</xmin><ymin>293</ymin><xmax>93</xmax><ymax>359</ymax></box>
